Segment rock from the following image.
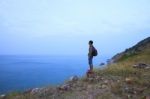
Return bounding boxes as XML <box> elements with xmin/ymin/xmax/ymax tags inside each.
<box><xmin>103</xmin><ymin>80</ymin><xmax>109</xmax><ymax>84</ymax></box>
<box><xmin>124</xmin><ymin>87</ymin><xmax>145</xmax><ymax>95</ymax></box>
<box><xmin>133</xmin><ymin>63</ymin><xmax>149</xmax><ymax>69</ymax></box>
<box><xmin>117</xmin><ymin>80</ymin><xmax>120</xmax><ymax>83</ymax></box>
<box><xmin>75</xmin><ymin>87</ymin><xmax>84</xmax><ymax>91</ymax></box>
<box><xmin>144</xmin><ymin>96</ymin><xmax>150</xmax><ymax>99</ymax></box>
<box><xmin>97</xmin><ymin>84</ymin><xmax>108</xmax><ymax>89</ymax></box>
<box><xmin>58</xmin><ymin>84</ymin><xmax>71</xmax><ymax>91</ymax></box>
<box><xmin>134</xmin><ymin>87</ymin><xmax>145</xmax><ymax>94</ymax></box>
<box><xmin>127</xmin><ymin>94</ymin><xmax>132</xmax><ymax>98</ymax></box>
<box><xmin>107</xmin><ymin>59</ymin><xmax>113</xmax><ymax>64</ymax></box>
<box><xmin>125</xmin><ymin>77</ymin><xmax>133</xmax><ymax>84</ymax></box>
<box><xmin>24</xmin><ymin>89</ymin><xmax>32</xmax><ymax>94</ymax></box>
<box><xmin>69</xmin><ymin>75</ymin><xmax>78</xmax><ymax>82</ymax></box>
<box><xmin>145</xmin><ymin>66</ymin><xmax>150</xmax><ymax>69</ymax></box>
<box><xmin>95</xmin><ymin>76</ymin><xmax>100</xmax><ymax>81</ymax></box>
<box><xmin>124</xmin><ymin>87</ymin><xmax>134</xmax><ymax>94</ymax></box>
<box><xmin>99</xmin><ymin>63</ymin><xmax>105</xmax><ymax>66</ymax></box>
<box><xmin>86</xmin><ymin>77</ymin><xmax>94</xmax><ymax>82</ymax></box>
<box><xmin>101</xmin><ymin>77</ymin><xmax>104</xmax><ymax>80</ymax></box>
<box><xmin>87</xmin><ymin>85</ymin><xmax>92</xmax><ymax>89</ymax></box>
<box><xmin>101</xmin><ymin>84</ymin><xmax>107</xmax><ymax>89</ymax></box>
<box><xmin>31</xmin><ymin>88</ymin><xmax>40</xmax><ymax>94</ymax></box>
<box><xmin>0</xmin><ymin>94</ymin><xmax>5</xmax><ymax>98</ymax></box>
<box><xmin>86</xmin><ymin>69</ymin><xmax>95</xmax><ymax>78</ymax></box>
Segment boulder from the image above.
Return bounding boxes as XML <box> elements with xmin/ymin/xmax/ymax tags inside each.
<box><xmin>133</xmin><ymin>63</ymin><xmax>149</xmax><ymax>69</ymax></box>
<box><xmin>144</xmin><ymin>96</ymin><xmax>150</xmax><ymax>99</ymax></box>
<box><xmin>101</xmin><ymin>84</ymin><xmax>107</xmax><ymax>89</ymax></box>
<box><xmin>58</xmin><ymin>84</ymin><xmax>71</xmax><ymax>91</ymax></box>
<box><xmin>145</xmin><ymin>66</ymin><xmax>150</xmax><ymax>69</ymax></box>
<box><xmin>103</xmin><ymin>80</ymin><xmax>109</xmax><ymax>84</ymax></box>
<box><xmin>31</xmin><ymin>88</ymin><xmax>41</xmax><ymax>94</ymax></box>
<box><xmin>69</xmin><ymin>75</ymin><xmax>78</xmax><ymax>82</ymax></box>
<box><xmin>0</xmin><ymin>94</ymin><xmax>5</xmax><ymax>98</ymax></box>
<box><xmin>124</xmin><ymin>87</ymin><xmax>135</xmax><ymax>94</ymax></box>
<box><xmin>99</xmin><ymin>63</ymin><xmax>105</xmax><ymax>66</ymax></box>
<box><xmin>88</xmin><ymin>78</ymin><xmax>95</xmax><ymax>82</ymax></box>
<box><xmin>134</xmin><ymin>87</ymin><xmax>145</xmax><ymax>94</ymax></box>
<box><xmin>86</xmin><ymin>69</ymin><xmax>95</xmax><ymax>78</ymax></box>
<box><xmin>125</xmin><ymin>77</ymin><xmax>133</xmax><ymax>84</ymax></box>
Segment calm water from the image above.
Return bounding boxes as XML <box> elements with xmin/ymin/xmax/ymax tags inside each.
<box><xmin>0</xmin><ymin>55</ymin><xmax>108</xmax><ymax>94</ymax></box>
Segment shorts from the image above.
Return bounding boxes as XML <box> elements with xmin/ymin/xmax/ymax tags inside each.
<box><xmin>88</xmin><ymin>56</ymin><xmax>93</xmax><ymax>65</ymax></box>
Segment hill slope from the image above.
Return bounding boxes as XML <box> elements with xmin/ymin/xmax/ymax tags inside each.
<box><xmin>1</xmin><ymin>37</ymin><xmax>150</xmax><ymax>99</ymax></box>
<box><xmin>112</xmin><ymin>37</ymin><xmax>150</xmax><ymax>62</ymax></box>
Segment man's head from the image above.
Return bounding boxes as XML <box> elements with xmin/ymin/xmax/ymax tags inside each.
<box><xmin>89</xmin><ymin>40</ymin><xmax>93</xmax><ymax>45</ymax></box>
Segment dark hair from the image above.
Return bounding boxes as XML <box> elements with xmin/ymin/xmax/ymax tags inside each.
<box><xmin>89</xmin><ymin>40</ymin><xmax>93</xmax><ymax>44</ymax></box>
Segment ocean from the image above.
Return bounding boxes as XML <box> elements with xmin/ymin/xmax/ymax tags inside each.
<box><xmin>0</xmin><ymin>55</ymin><xmax>109</xmax><ymax>94</ymax></box>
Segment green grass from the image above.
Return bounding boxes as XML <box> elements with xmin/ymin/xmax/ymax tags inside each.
<box><xmin>94</xmin><ymin>49</ymin><xmax>150</xmax><ymax>98</ymax></box>
<box><xmin>117</xmin><ymin>53</ymin><xmax>138</xmax><ymax>62</ymax></box>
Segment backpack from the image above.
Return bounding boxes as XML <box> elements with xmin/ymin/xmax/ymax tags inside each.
<box><xmin>92</xmin><ymin>47</ymin><xmax>98</xmax><ymax>56</ymax></box>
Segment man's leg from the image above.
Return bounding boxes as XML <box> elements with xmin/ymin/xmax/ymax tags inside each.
<box><xmin>90</xmin><ymin>64</ymin><xmax>93</xmax><ymax>71</ymax></box>
<box><xmin>88</xmin><ymin>56</ymin><xmax>93</xmax><ymax>71</ymax></box>
<box><xmin>87</xmin><ymin>56</ymin><xmax>94</xmax><ymax>77</ymax></box>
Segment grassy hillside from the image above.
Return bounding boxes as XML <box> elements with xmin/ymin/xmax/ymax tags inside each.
<box><xmin>112</xmin><ymin>37</ymin><xmax>150</xmax><ymax>62</ymax></box>
<box><xmin>1</xmin><ymin>38</ymin><xmax>150</xmax><ymax>99</ymax></box>
<box><xmin>94</xmin><ymin>48</ymin><xmax>150</xmax><ymax>98</ymax></box>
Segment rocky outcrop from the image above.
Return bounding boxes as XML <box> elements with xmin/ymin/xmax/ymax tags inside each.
<box><xmin>112</xmin><ymin>37</ymin><xmax>150</xmax><ymax>62</ymax></box>
<box><xmin>99</xmin><ymin>62</ymin><xmax>105</xmax><ymax>66</ymax></box>
<box><xmin>133</xmin><ymin>63</ymin><xmax>150</xmax><ymax>69</ymax></box>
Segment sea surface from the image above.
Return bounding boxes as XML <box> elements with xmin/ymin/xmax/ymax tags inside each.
<box><xmin>0</xmin><ymin>55</ymin><xmax>109</xmax><ymax>94</ymax></box>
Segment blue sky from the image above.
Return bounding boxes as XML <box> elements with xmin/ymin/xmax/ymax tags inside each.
<box><xmin>0</xmin><ymin>0</ymin><xmax>150</xmax><ymax>56</ymax></box>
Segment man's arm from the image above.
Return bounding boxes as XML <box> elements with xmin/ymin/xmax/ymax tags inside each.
<box><xmin>88</xmin><ymin>47</ymin><xmax>93</xmax><ymax>57</ymax></box>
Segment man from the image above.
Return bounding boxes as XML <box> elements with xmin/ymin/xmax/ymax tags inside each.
<box><xmin>88</xmin><ymin>40</ymin><xmax>97</xmax><ymax>71</ymax></box>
